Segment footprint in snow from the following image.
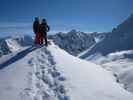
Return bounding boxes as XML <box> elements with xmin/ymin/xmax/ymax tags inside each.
<box><xmin>28</xmin><ymin>58</ymin><xmax>34</xmax><ymax>66</ymax></box>
<box><xmin>58</xmin><ymin>76</ymin><xmax>66</xmax><ymax>81</ymax></box>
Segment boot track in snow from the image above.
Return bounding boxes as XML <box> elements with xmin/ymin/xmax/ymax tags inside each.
<box><xmin>20</xmin><ymin>47</ymin><xmax>70</xmax><ymax>100</ymax></box>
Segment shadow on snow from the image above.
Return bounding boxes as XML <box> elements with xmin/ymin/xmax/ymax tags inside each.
<box><xmin>0</xmin><ymin>46</ymin><xmax>37</xmax><ymax>70</ymax></box>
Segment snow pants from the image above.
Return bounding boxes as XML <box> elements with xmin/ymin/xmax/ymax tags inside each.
<box><xmin>41</xmin><ymin>32</ymin><xmax>48</xmax><ymax>46</ymax></box>
<box><xmin>35</xmin><ymin>32</ymin><xmax>41</xmax><ymax>45</ymax></box>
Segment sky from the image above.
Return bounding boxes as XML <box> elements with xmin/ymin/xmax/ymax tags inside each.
<box><xmin>0</xmin><ymin>0</ymin><xmax>133</xmax><ymax>37</ymax></box>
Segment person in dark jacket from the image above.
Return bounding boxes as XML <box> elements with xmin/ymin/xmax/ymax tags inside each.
<box><xmin>33</xmin><ymin>17</ymin><xmax>41</xmax><ymax>45</ymax></box>
<box><xmin>33</xmin><ymin>17</ymin><xmax>40</xmax><ymax>34</ymax></box>
<box><xmin>40</xmin><ymin>18</ymin><xmax>50</xmax><ymax>46</ymax></box>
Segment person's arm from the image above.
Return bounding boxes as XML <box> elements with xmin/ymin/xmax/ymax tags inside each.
<box><xmin>33</xmin><ymin>22</ymin><xmax>35</xmax><ymax>33</ymax></box>
<box><xmin>47</xmin><ymin>25</ymin><xmax>50</xmax><ymax>32</ymax></box>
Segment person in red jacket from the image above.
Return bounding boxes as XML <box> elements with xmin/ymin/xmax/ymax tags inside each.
<box><xmin>40</xmin><ymin>18</ymin><xmax>50</xmax><ymax>46</ymax></box>
<box><xmin>33</xmin><ymin>17</ymin><xmax>41</xmax><ymax>45</ymax></box>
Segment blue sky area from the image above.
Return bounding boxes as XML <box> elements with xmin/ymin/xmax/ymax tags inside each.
<box><xmin>0</xmin><ymin>0</ymin><xmax>133</xmax><ymax>37</ymax></box>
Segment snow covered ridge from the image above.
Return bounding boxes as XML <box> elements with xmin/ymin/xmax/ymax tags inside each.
<box><xmin>0</xmin><ymin>44</ymin><xmax>133</xmax><ymax>100</ymax></box>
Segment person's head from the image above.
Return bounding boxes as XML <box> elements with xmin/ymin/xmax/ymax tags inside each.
<box><xmin>42</xmin><ymin>18</ymin><xmax>47</xmax><ymax>23</ymax></box>
<box><xmin>35</xmin><ymin>17</ymin><xmax>39</xmax><ymax>21</ymax></box>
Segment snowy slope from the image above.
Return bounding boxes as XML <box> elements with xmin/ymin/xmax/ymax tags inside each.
<box><xmin>0</xmin><ymin>44</ymin><xmax>133</xmax><ymax>100</ymax></box>
<box><xmin>87</xmin><ymin>50</ymin><xmax>133</xmax><ymax>93</ymax></box>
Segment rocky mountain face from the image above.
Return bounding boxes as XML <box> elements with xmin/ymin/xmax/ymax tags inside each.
<box><xmin>48</xmin><ymin>30</ymin><xmax>96</xmax><ymax>56</ymax></box>
<box><xmin>0</xmin><ymin>38</ymin><xmax>11</xmax><ymax>56</ymax></box>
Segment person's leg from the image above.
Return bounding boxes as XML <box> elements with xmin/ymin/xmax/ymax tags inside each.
<box><xmin>38</xmin><ymin>32</ymin><xmax>42</xmax><ymax>45</ymax></box>
<box><xmin>34</xmin><ymin>33</ymin><xmax>37</xmax><ymax>44</ymax></box>
<box><xmin>35</xmin><ymin>32</ymin><xmax>42</xmax><ymax>45</ymax></box>
<box><xmin>44</xmin><ymin>32</ymin><xmax>48</xmax><ymax>46</ymax></box>
<box><xmin>40</xmin><ymin>34</ymin><xmax>44</xmax><ymax>45</ymax></box>
<box><xmin>35</xmin><ymin>33</ymin><xmax>40</xmax><ymax>44</ymax></box>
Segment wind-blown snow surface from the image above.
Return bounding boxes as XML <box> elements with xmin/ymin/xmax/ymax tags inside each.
<box><xmin>0</xmin><ymin>44</ymin><xmax>133</xmax><ymax>100</ymax></box>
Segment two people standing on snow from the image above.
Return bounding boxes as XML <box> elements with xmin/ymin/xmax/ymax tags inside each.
<box><xmin>33</xmin><ymin>17</ymin><xmax>50</xmax><ymax>46</ymax></box>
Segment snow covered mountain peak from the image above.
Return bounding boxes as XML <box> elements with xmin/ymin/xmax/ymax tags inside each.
<box><xmin>112</xmin><ymin>14</ymin><xmax>133</xmax><ymax>34</ymax></box>
<box><xmin>49</xmin><ymin>30</ymin><xmax>96</xmax><ymax>56</ymax></box>
<box><xmin>0</xmin><ymin>34</ymin><xmax>33</xmax><ymax>56</ymax></box>
<box><xmin>79</xmin><ymin>14</ymin><xmax>133</xmax><ymax>59</ymax></box>
<box><xmin>7</xmin><ymin>34</ymin><xmax>33</xmax><ymax>47</ymax></box>
<box><xmin>67</xmin><ymin>29</ymin><xmax>84</xmax><ymax>37</ymax></box>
